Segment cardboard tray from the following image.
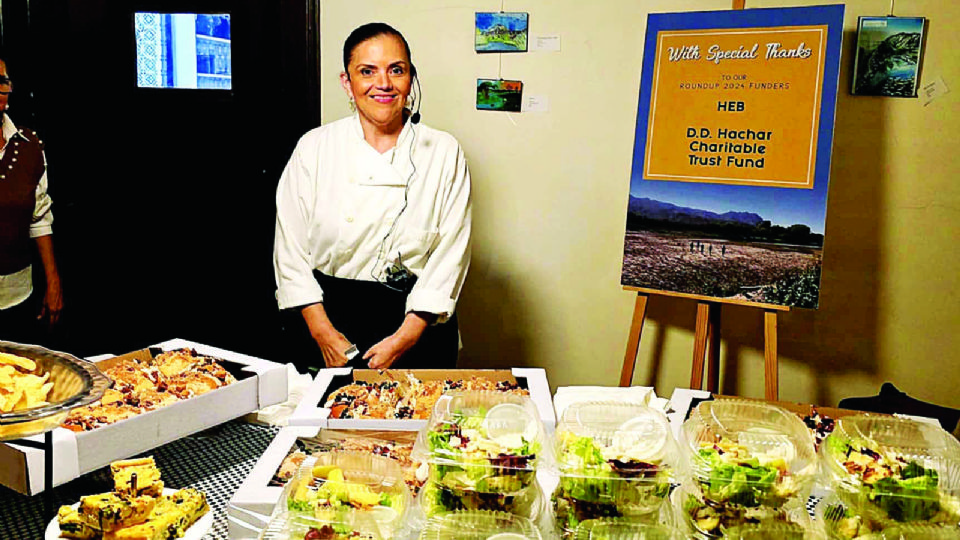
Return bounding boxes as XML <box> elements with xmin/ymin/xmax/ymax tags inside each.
<box><xmin>228</xmin><ymin>426</ymin><xmax>421</xmax><ymax>538</ymax></box>
<box><xmin>0</xmin><ymin>338</ymin><xmax>288</xmax><ymax>495</ymax></box>
<box><xmin>287</xmin><ymin>367</ymin><xmax>555</xmax><ymax>431</ymax></box>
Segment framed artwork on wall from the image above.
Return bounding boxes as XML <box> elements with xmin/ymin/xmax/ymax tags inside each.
<box><xmin>475</xmin><ymin>12</ymin><xmax>529</xmax><ymax>53</ymax></box>
<box><xmin>852</xmin><ymin>16</ymin><xmax>925</xmax><ymax>97</ymax></box>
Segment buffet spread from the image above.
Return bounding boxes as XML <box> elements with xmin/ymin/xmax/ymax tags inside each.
<box><xmin>2</xmin><ymin>339</ymin><xmax>959</xmax><ymax>540</ymax></box>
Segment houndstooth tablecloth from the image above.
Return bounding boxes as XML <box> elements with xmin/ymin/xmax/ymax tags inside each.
<box><xmin>0</xmin><ymin>420</ymin><xmax>280</xmax><ymax>540</ymax></box>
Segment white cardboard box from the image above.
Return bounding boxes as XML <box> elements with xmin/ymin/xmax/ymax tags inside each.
<box><xmin>288</xmin><ymin>367</ymin><xmax>555</xmax><ymax>432</ymax></box>
<box><xmin>0</xmin><ymin>338</ymin><xmax>288</xmax><ymax>495</ymax></box>
<box><xmin>228</xmin><ymin>425</ymin><xmax>319</xmax><ymax>537</ymax></box>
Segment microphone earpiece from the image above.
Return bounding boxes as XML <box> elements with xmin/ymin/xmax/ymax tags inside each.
<box><xmin>410</xmin><ymin>66</ymin><xmax>422</xmax><ymax>125</ymax></box>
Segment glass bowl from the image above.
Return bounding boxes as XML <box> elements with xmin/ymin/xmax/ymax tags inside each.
<box><xmin>0</xmin><ymin>341</ymin><xmax>112</xmax><ymax>441</ymax></box>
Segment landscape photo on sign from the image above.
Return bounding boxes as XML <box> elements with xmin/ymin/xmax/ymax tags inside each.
<box><xmin>475</xmin><ymin>12</ymin><xmax>529</xmax><ymax>53</ymax></box>
<box><xmin>621</xmin><ymin>5</ymin><xmax>844</xmax><ymax>309</ymax></box>
<box><xmin>476</xmin><ymin>79</ymin><xmax>523</xmax><ymax>112</ymax></box>
<box><xmin>852</xmin><ymin>16</ymin><xmax>925</xmax><ymax>97</ymax></box>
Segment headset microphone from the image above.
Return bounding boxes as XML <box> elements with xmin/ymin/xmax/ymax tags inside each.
<box><xmin>410</xmin><ymin>66</ymin><xmax>422</xmax><ymax>124</ymax></box>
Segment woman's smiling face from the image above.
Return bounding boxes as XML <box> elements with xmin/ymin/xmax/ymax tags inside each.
<box><xmin>340</xmin><ymin>34</ymin><xmax>413</xmax><ymax>134</ymax></box>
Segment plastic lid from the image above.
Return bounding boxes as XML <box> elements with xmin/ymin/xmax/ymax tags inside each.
<box><xmin>413</xmin><ymin>390</ymin><xmax>548</xmax><ymax>471</ymax></box>
<box><xmin>820</xmin><ymin>414</ymin><xmax>960</xmax><ymax>503</ymax></box>
<box><xmin>260</xmin><ymin>511</ymin><xmax>382</xmax><ymax>540</ymax></box>
<box><xmin>572</xmin><ymin>519</ymin><xmax>687</xmax><ymax>540</ymax></box>
<box><xmin>681</xmin><ymin>399</ymin><xmax>816</xmax><ymax>500</ymax></box>
<box><xmin>555</xmin><ymin>401</ymin><xmax>680</xmax><ymax>476</ymax></box>
<box><xmin>282</xmin><ymin>451</ymin><xmax>410</xmax><ymax>536</ymax></box>
<box><xmin>418</xmin><ymin>510</ymin><xmax>542</xmax><ymax>540</ymax></box>
<box><xmin>417</xmin><ymin>478</ymin><xmax>544</xmax><ymax>521</ymax></box>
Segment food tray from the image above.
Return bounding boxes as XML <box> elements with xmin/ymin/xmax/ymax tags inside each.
<box><xmin>0</xmin><ymin>338</ymin><xmax>287</xmax><ymax>495</ymax></box>
<box><xmin>0</xmin><ymin>341</ymin><xmax>111</xmax><ymax>441</ymax></box>
<box><xmin>289</xmin><ymin>368</ymin><xmax>555</xmax><ymax>431</ymax></box>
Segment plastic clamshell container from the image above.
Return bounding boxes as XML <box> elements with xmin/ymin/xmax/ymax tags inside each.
<box><xmin>417</xmin><ymin>510</ymin><xmax>543</xmax><ymax>540</ymax></box>
<box><xmin>723</xmin><ymin>522</ymin><xmax>829</xmax><ymax>539</ymax></box>
<box><xmin>819</xmin><ymin>414</ymin><xmax>960</xmax><ymax>528</ymax></box>
<box><xmin>681</xmin><ymin>400</ymin><xmax>817</xmax><ymax>508</ymax></box>
<box><xmin>674</xmin><ymin>480</ymin><xmax>811</xmax><ymax>539</ymax></box>
<box><xmin>572</xmin><ymin>519</ymin><xmax>687</xmax><ymax>540</ymax></box>
<box><xmin>413</xmin><ymin>391</ymin><xmax>548</xmax><ymax>492</ymax></box>
<box><xmin>417</xmin><ymin>477</ymin><xmax>544</xmax><ymax>521</ymax></box>
<box><xmin>0</xmin><ymin>341</ymin><xmax>111</xmax><ymax>441</ymax></box>
<box><xmin>260</xmin><ymin>510</ymin><xmax>383</xmax><ymax>540</ymax></box>
<box><xmin>552</xmin><ymin>401</ymin><xmax>680</xmax><ymax>537</ymax></box>
<box><xmin>281</xmin><ymin>451</ymin><xmax>411</xmax><ymax>538</ymax></box>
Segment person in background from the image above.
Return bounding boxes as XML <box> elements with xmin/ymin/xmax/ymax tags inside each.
<box><xmin>0</xmin><ymin>57</ymin><xmax>63</xmax><ymax>343</ymax></box>
<box><xmin>274</xmin><ymin>23</ymin><xmax>472</xmax><ymax>371</ymax></box>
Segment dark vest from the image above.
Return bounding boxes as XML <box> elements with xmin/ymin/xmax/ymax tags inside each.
<box><xmin>0</xmin><ymin>128</ymin><xmax>46</xmax><ymax>275</ymax></box>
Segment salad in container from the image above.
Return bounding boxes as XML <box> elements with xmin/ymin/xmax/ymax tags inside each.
<box><xmin>282</xmin><ymin>451</ymin><xmax>410</xmax><ymax>538</ymax></box>
<box><xmin>413</xmin><ymin>391</ymin><xmax>548</xmax><ymax>518</ymax></box>
<box><xmin>417</xmin><ymin>510</ymin><xmax>542</xmax><ymax>540</ymax></box>
<box><xmin>571</xmin><ymin>519</ymin><xmax>687</xmax><ymax>540</ymax></box>
<box><xmin>818</xmin><ymin>414</ymin><xmax>960</xmax><ymax>538</ymax></box>
<box><xmin>680</xmin><ymin>399</ymin><xmax>817</xmax><ymax>537</ymax></box>
<box><xmin>552</xmin><ymin>401</ymin><xmax>680</xmax><ymax>537</ymax></box>
<box><xmin>260</xmin><ymin>511</ymin><xmax>382</xmax><ymax>540</ymax></box>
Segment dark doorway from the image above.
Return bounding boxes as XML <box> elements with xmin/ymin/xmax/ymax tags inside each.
<box><xmin>0</xmin><ymin>0</ymin><xmax>320</xmax><ymax>360</ymax></box>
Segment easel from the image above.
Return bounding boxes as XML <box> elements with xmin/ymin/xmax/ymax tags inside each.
<box><xmin>618</xmin><ymin>287</ymin><xmax>789</xmax><ymax>401</ymax></box>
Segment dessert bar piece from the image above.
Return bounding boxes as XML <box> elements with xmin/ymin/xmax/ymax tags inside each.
<box><xmin>78</xmin><ymin>493</ymin><xmax>157</xmax><ymax>532</ymax></box>
<box><xmin>56</xmin><ymin>505</ymin><xmax>99</xmax><ymax>540</ymax></box>
<box><xmin>111</xmin><ymin>456</ymin><xmax>164</xmax><ymax>498</ymax></box>
<box><xmin>103</xmin><ymin>488</ymin><xmax>209</xmax><ymax>540</ymax></box>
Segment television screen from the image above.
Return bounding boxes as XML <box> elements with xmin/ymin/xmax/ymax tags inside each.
<box><xmin>135</xmin><ymin>12</ymin><xmax>232</xmax><ymax>89</ymax></box>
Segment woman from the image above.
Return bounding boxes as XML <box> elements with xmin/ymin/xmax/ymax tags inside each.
<box><xmin>0</xmin><ymin>57</ymin><xmax>63</xmax><ymax>343</ymax></box>
<box><xmin>274</xmin><ymin>23</ymin><xmax>472</xmax><ymax>370</ymax></box>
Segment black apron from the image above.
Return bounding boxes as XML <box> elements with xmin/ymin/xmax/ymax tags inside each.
<box><xmin>307</xmin><ymin>271</ymin><xmax>458</xmax><ymax>370</ymax></box>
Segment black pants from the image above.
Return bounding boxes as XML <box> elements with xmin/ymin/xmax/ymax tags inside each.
<box><xmin>284</xmin><ymin>272</ymin><xmax>459</xmax><ymax>372</ymax></box>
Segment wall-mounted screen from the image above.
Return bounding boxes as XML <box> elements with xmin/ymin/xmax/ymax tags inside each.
<box><xmin>135</xmin><ymin>13</ymin><xmax>232</xmax><ymax>89</ymax></box>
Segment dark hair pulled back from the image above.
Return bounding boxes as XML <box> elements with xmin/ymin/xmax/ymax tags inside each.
<box><xmin>342</xmin><ymin>22</ymin><xmax>414</xmax><ymax>76</ymax></box>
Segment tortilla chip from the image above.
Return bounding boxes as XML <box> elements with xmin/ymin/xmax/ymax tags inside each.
<box><xmin>0</xmin><ymin>352</ymin><xmax>36</xmax><ymax>372</ymax></box>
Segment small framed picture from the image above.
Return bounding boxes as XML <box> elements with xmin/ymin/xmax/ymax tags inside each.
<box><xmin>475</xmin><ymin>12</ymin><xmax>529</xmax><ymax>53</ymax></box>
<box><xmin>476</xmin><ymin>79</ymin><xmax>523</xmax><ymax>112</ymax></box>
<box><xmin>852</xmin><ymin>16</ymin><xmax>925</xmax><ymax>97</ymax></box>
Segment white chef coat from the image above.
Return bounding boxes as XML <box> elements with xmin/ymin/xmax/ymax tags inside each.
<box><xmin>274</xmin><ymin>115</ymin><xmax>472</xmax><ymax>323</ymax></box>
<box><xmin>0</xmin><ymin>114</ymin><xmax>53</xmax><ymax>310</ymax></box>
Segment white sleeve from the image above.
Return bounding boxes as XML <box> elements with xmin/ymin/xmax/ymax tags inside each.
<box><xmin>273</xmin><ymin>137</ymin><xmax>324</xmax><ymax>310</ymax></box>
<box><xmin>405</xmin><ymin>144</ymin><xmax>472</xmax><ymax>323</ymax></box>
<box><xmin>29</xmin><ymin>151</ymin><xmax>53</xmax><ymax>238</ymax></box>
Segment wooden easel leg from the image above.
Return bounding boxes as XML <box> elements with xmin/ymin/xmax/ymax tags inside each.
<box><xmin>619</xmin><ymin>293</ymin><xmax>649</xmax><ymax>387</ymax></box>
<box><xmin>706</xmin><ymin>304</ymin><xmax>722</xmax><ymax>393</ymax></box>
<box><xmin>764</xmin><ymin>309</ymin><xmax>779</xmax><ymax>401</ymax></box>
<box><xmin>690</xmin><ymin>302</ymin><xmax>711</xmax><ymax>390</ymax></box>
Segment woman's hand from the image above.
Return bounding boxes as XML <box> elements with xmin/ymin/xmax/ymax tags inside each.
<box><xmin>301</xmin><ymin>303</ymin><xmax>352</xmax><ymax>368</ymax></box>
<box><xmin>38</xmin><ymin>279</ymin><xmax>63</xmax><ymax>328</ymax></box>
<box><xmin>364</xmin><ymin>312</ymin><xmax>434</xmax><ymax>369</ymax></box>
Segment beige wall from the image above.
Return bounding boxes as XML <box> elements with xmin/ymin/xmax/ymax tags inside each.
<box><xmin>321</xmin><ymin>1</ymin><xmax>960</xmax><ymax>408</ymax></box>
